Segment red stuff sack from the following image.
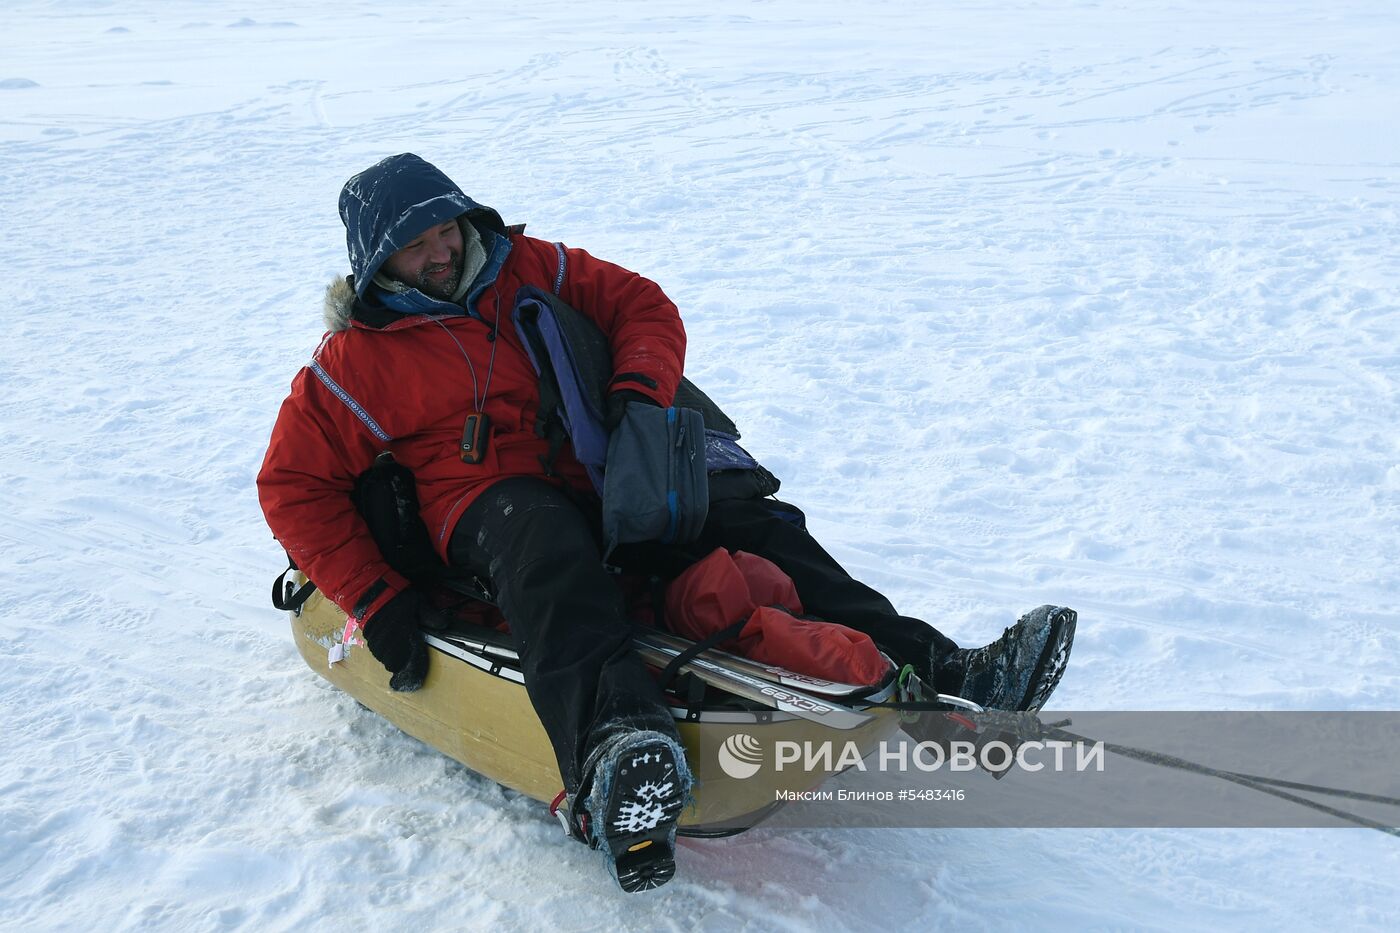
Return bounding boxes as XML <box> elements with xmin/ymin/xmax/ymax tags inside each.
<box><xmin>663</xmin><ymin>548</ymin><xmax>890</xmax><ymax>687</ymax></box>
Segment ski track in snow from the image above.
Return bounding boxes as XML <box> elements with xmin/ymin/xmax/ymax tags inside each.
<box><xmin>3</xmin><ymin>1</ymin><xmax>1399</xmax><ymax>929</ymax></box>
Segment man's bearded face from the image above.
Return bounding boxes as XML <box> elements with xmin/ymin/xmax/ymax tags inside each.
<box><xmin>382</xmin><ymin>220</ymin><xmax>466</xmax><ymax>299</ymax></box>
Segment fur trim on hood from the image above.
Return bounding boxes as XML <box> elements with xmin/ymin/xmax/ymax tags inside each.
<box><xmin>323</xmin><ymin>276</ymin><xmax>356</xmax><ymax>333</ymax></box>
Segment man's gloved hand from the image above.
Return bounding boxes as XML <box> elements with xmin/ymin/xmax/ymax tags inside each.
<box><xmin>604</xmin><ymin>389</ymin><xmax>660</xmax><ymax>432</ymax></box>
<box><xmin>362</xmin><ymin>587</ymin><xmax>434</xmax><ymax>692</ymax></box>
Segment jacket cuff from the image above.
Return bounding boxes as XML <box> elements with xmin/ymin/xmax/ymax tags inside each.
<box><xmin>609</xmin><ymin>371</ymin><xmax>669</xmax><ymax>406</ymax></box>
<box><xmin>352</xmin><ymin>569</ymin><xmax>411</xmax><ymax>622</ymax></box>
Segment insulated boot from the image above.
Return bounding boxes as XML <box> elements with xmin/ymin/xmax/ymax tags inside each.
<box><xmin>936</xmin><ymin>605</ymin><xmax>1076</xmax><ymax>711</ymax></box>
<box><xmin>580</xmin><ymin>730</ymin><xmax>692</xmax><ymax>893</ymax></box>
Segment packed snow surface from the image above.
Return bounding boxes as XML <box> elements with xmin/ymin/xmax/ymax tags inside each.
<box><xmin>3</xmin><ymin>1</ymin><xmax>1399</xmax><ymax>929</ymax></box>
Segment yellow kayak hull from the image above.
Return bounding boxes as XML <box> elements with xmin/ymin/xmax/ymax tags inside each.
<box><xmin>288</xmin><ymin>580</ymin><xmax>902</xmax><ymax>833</ymax></box>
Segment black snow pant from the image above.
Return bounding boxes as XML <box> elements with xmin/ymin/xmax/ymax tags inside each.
<box><xmin>448</xmin><ymin>477</ymin><xmax>678</xmax><ymax>794</ymax></box>
<box><xmin>449</xmin><ymin>478</ymin><xmax>960</xmax><ymax>793</ymax></box>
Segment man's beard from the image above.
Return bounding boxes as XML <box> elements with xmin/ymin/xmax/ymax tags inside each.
<box><xmin>415</xmin><ymin>251</ymin><xmax>463</xmax><ymax>299</ymax></box>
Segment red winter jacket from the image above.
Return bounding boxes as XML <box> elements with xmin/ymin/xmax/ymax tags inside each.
<box><xmin>257</xmin><ymin>231</ymin><xmax>685</xmax><ymax>621</ymax></box>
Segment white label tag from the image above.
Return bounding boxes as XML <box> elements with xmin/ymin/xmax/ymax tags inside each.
<box><xmin>328</xmin><ymin>642</ymin><xmax>346</xmax><ymax>666</ymax></box>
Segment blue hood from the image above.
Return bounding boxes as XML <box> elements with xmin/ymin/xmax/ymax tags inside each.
<box><xmin>338</xmin><ymin>153</ymin><xmax>504</xmax><ymax>299</ymax></box>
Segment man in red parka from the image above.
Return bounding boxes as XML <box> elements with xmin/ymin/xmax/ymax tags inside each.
<box><xmin>258</xmin><ymin>153</ymin><xmax>1076</xmax><ymax>892</ymax></box>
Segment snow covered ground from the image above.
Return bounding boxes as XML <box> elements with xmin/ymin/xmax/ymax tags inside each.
<box><xmin>3</xmin><ymin>0</ymin><xmax>1399</xmax><ymax>928</ymax></box>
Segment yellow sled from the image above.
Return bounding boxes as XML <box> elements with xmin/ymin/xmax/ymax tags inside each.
<box><xmin>285</xmin><ymin>574</ymin><xmax>903</xmax><ymax>834</ymax></box>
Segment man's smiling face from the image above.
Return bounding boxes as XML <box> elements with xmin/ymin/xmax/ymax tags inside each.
<box><xmin>382</xmin><ymin>219</ymin><xmax>465</xmax><ymax>298</ymax></box>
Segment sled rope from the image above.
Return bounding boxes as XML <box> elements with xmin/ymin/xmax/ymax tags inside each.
<box><xmin>1037</xmin><ymin>723</ymin><xmax>1400</xmax><ymax>837</ymax></box>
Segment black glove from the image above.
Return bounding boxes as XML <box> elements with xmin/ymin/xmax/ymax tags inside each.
<box><xmin>605</xmin><ymin>389</ymin><xmax>660</xmax><ymax>432</ymax></box>
<box><xmin>362</xmin><ymin>587</ymin><xmax>434</xmax><ymax>692</ymax></box>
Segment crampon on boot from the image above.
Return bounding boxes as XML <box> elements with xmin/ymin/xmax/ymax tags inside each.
<box><xmin>937</xmin><ymin>605</ymin><xmax>1077</xmax><ymax>712</ymax></box>
<box><xmin>560</xmin><ymin>730</ymin><xmax>692</xmax><ymax>893</ymax></box>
